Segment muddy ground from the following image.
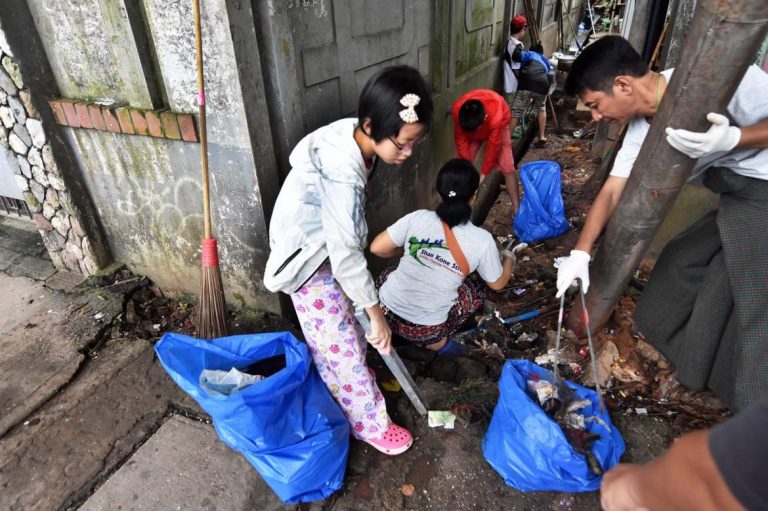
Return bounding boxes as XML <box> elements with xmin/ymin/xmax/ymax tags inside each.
<box><xmin>118</xmin><ymin>125</ymin><xmax>730</xmax><ymax>510</ymax></box>
<box><xmin>5</xmin><ymin>120</ymin><xmax>728</xmax><ymax>510</ymax></box>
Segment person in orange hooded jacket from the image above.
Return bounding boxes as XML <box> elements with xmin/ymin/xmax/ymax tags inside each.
<box><xmin>452</xmin><ymin>89</ymin><xmax>519</xmax><ymax>214</ymax></box>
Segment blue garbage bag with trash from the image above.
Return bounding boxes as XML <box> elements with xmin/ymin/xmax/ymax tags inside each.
<box><xmin>483</xmin><ymin>359</ymin><xmax>625</xmax><ymax>492</ymax></box>
<box><xmin>513</xmin><ymin>160</ymin><xmax>571</xmax><ymax>243</ymax></box>
<box><xmin>155</xmin><ymin>332</ymin><xmax>349</xmax><ymax>503</ymax></box>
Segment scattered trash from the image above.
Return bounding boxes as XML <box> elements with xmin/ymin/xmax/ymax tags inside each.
<box><xmin>401</xmin><ymin>484</ymin><xmax>415</xmax><ymax>496</ymax></box>
<box><xmin>527</xmin><ymin>378</ymin><xmax>561</xmax><ymax>415</ymax></box>
<box><xmin>513</xmin><ymin>287</ymin><xmax>527</xmax><ymax>296</ymax></box>
<box><xmin>635</xmin><ymin>407</ymin><xmax>648</xmax><ymax>415</ymax></box>
<box><xmin>564</xmin><ymin>146</ymin><xmax>582</xmax><ymax>152</ymax></box>
<box><xmin>428</xmin><ymin>410</ymin><xmax>457</xmax><ymax>430</ymax></box>
<box><xmin>93</xmin><ymin>312</ymin><xmax>104</xmax><ymax>320</ymax></box>
<box><xmin>509</xmin><ymin>322</ymin><xmax>525</xmax><ymax>337</ymax></box>
<box><xmin>512</xmin><ymin>331</ymin><xmax>539</xmax><ymax>351</ymax></box>
<box><xmin>535</xmin><ymin>348</ymin><xmax>559</xmax><ymax>366</ymax></box>
<box><xmin>582</xmin><ymin>341</ymin><xmax>619</xmax><ymax>387</ymax></box>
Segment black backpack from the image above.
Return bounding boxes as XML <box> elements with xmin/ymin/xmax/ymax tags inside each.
<box><xmin>504</xmin><ymin>41</ymin><xmax>523</xmax><ymax>67</ymax></box>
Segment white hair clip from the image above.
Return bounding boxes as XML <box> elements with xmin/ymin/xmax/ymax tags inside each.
<box><xmin>399</xmin><ymin>93</ymin><xmax>420</xmax><ymax>123</ymax></box>
<box><xmin>448</xmin><ymin>191</ymin><xmax>457</xmax><ymax>197</ymax></box>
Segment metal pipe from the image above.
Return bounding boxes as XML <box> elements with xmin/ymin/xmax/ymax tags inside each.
<box><xmin>568</xmin><ymin>0</ymin><xmax>768</xmax><ymax>334</ymax></box>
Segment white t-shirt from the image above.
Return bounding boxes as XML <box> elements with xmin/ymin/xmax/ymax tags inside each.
<box><xmin>503</xmin><ymin>37</ymin><xmax>524</xmax><ymax>94</ymax></box>
<box><xmin>611</xmin><ymin>65</ymin><xmax>768</xmax><ymax>182</ymax></box>
<box><xmin>378</xmin><ymin>210</ymin><xmax>503</xmax><ymax>326</ymax></box>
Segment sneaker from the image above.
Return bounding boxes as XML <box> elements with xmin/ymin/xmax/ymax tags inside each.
<box><xmin>364</xmin><ymin>423</ymin><xmax>413</xmax><ymax>455</ymax></box>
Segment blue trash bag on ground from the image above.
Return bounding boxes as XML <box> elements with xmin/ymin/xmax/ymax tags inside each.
<box><xmin>483</xmin><ymin>359</ymin><xmax>625</xmax><ymax>492</ymax></box>
<box><xmin>513</xmin><ymin>160</ymin><xmax>571</xmax><ymax>243</ymax></box>
<box><xmin>155</xmin><ymin>332</ymin><xmax>350</xmax><ymax>503</ymax></box>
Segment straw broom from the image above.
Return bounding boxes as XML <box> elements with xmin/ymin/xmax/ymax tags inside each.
<box><xmin>193</xmin><ymin>0</ymin><xmax>230</xmax><ymax>338</ymax></box>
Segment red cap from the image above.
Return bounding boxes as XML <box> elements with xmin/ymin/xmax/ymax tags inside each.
<box><xmin>511</xmin><ymin>15</ymin><xmax>528</xmax><ymax>33</ymax></box>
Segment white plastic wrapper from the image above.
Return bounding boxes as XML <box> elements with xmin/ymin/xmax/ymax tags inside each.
<box><xmin>200</xmin><ymin>367</ymin><xmax>264</xmax><ymax>396</ymax></box>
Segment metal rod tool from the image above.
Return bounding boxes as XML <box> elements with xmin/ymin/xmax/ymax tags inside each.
<box><xmin>553</xmin><ymin>293</ymin><xmax>566</xmax><ymax>385</ymax></box>
<box><xmin>579</xmin><ymin>283</ymin><xmax>605</xmax><ymax>413</ymax></box>
<box><xmin>355</xmin><ymin>312</ymin><xmax>428</xmax><ymax>416</ymax></box>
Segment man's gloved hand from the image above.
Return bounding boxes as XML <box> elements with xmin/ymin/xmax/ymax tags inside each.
<box><xmin>665</xmin><ymin>112</ymin><xmax>741</xmax><ymax>159</ymax></box>
<box><xmin>555</xmin><ymin>250</ymin><xmax>591</xmax><ymax>298</ymax></box>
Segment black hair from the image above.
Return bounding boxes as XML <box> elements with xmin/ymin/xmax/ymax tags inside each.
<box><xmin>435</xmin><ymin>159</ymin><xmax>480</xmax><ymax>228</ymax></box>
<box><xmin>458</xmin><ymin>99</ymin><xmax>485</xmax><ymax>131</ymax></box>
<box><xmin>530</xmin><ymin>43</ymin><xmax>544</xmax><ymax>54</ymax></box>
<box><xmin>357</xmin><ymin>65</ymin><xmax>433</xmax><ymax>142</ymax></box>
<box><xmin>565</xmin><ymin>35</ymin><xmax>648</xmax><ymax>96</ymax></box>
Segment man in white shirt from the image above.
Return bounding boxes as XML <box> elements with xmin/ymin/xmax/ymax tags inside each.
<box><xmin>556</xmin><ymin>36</ymin><xmax>768</xmax><ymax>411</ymax></box>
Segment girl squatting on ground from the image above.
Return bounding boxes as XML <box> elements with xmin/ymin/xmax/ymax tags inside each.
<box><xmin>371</xmin><ymin>159</ymin><xmax>515</xmax><ymax>356</ymax></box>
<box><xmin>263</xmin><ymin>66</ymin><xmax>433</xmax><ymax>455</ymax></box>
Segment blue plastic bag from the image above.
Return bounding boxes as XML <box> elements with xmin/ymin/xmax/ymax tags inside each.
<box><xmin>155</xmin><ymin>332</ymin><xmax>350</xmax><ymax>503</ymax></box>
<box><xmin>513</xmin><ymin>161</ymin><xmax>571</xmax><ymax>243</ymax></box>
<box><xmin>483</xmin><ymin>360</ymin><xmax>625</xmax><ymax>492</ymax></box>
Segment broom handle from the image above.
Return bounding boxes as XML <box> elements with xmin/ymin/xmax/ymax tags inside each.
<box><xmin>192</xmin><ymin>0</ymin><xmax>211</xmax><ymax>240</ymax></box>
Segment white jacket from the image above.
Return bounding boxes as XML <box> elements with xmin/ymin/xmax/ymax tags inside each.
<box><xmin>263</xmin><ymin>118</ymin><xmax>378</xmax><ymax>310</ymax></box>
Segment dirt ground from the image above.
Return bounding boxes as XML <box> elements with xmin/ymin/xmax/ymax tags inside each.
<box><xmin>134</xmin><ymin>124</ymin><xmax>730</xmax><ymax>510</ymax></box>
<box><xmin>307</xmin><ymin>123</ymin><xmax>730</xmax><ymax>510</ymax></box>
<box><xmin>0</xmin><ymin>118</ymin><xmax>731</xmax><ymax>510</ymax></box>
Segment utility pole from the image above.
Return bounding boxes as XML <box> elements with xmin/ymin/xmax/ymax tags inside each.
<box><xmin>568</xmin><ymin>0</ymin><xmax>768</xmax><ymax>334</ymax></box>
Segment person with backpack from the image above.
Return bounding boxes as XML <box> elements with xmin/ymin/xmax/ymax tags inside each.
<box><xmin>510</xmin><ymin>43</ymin><xmax>554</xmax><ymax>144</ymax></box>
<box><xmin>503</xmin><ymin>15</ymin><xmax>528</xmax><ymax>121</ymax></box>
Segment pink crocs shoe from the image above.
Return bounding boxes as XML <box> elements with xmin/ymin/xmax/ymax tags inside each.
<box><xmin>364</xmin><ymin>423</ymin><xmax>413</xmax><ymax>455</ymax></box>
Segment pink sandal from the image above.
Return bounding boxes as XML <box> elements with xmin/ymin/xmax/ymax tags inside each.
<box><xmin>364</xmin><ymin>423</ymin><xmax>413</xmax><ymax>455</ymax></box>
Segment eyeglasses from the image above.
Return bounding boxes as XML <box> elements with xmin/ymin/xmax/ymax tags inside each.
<box><xmin>388</xmin><ymin>136</ymin><xmax>422</xmax><ymax>153</ymax></box>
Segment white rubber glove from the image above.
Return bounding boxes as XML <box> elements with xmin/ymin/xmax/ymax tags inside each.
<box><xmin>555</xmin><ymin>250</ymin><xmax>591</xmax><ymax>298</ymax></box>
<box><xmin>665</xmin><ymin>112</ymin><xmax>741</xmax><ymax>159</ymax></box>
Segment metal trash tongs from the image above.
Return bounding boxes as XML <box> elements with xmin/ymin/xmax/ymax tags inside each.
<box><xmin>553</xmin><ymin>281</ymin><xmax>604</xmax><ymax>413</ymax></box>
<box><xmin>355</xmin><ymin>311</ymin><xmax>429</xmax><ymax>416</ymax></box>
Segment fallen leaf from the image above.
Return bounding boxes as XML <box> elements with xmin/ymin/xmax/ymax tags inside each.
<box><xmin>381</xmin><ymin>379</ymin><xmax>401</xmax><ymax>392</ymax></box>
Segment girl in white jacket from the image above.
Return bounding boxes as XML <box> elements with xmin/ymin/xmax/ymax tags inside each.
<box><xmin>264</xmin><ymin>66</ymin><xmax>433</xmax><ymax>455</ymax></box>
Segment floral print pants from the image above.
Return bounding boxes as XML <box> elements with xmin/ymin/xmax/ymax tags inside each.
<box><xmin>290</xmin><ymin>263</ymin><xmax>390</xmax><ymax>440</ymax></box>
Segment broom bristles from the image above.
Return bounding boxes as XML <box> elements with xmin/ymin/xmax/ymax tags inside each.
<box><xmin>196</xmin><ymin>238</ymin><xmax>230</xmax><ymax>339</ymax></box>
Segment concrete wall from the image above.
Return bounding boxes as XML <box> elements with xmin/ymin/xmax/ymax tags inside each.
<box><xmin>20</xmin><ymin>0</ymin><xmax>278</xmax><ymax>310</ymax></box>
<box><xmin>255</xmin><ymin>0</ymin><xmax>582</xmax><ymax>249</ymax></box>
<box><xmin>3</xmin><ymin>0</ymin><xmax>584</xmax><ymax>311</ymax></box>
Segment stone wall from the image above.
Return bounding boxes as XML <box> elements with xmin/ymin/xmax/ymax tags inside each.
<box><xmin>0</xmin><ymin>25</ymin><xmax>102</xmax><ymax>275</ymax></box>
